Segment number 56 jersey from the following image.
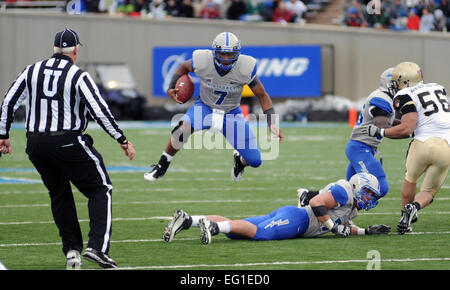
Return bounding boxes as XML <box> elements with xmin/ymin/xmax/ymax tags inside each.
<box><xmin>394</xmin><ymin>82</ymin><xmax>450</xmax><ymax>145</ymax></box>
<box><xmin>192</xmin><ymin>49</ymin><xmax>257</xmax><ymax>113</ymax></box>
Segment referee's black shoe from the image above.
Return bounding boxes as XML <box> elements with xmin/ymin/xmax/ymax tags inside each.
<box><xmin>83</xmin><ymin>248</ymin><xmax>117</xmax><ymax>268</ymax></box>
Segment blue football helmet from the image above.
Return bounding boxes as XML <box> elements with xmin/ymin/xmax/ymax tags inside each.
<box><xmin>349</xmin><ymin>172</ymin><xmax>381</xmax><ymax>211</ymax></box>
<box><xmin>211</xmin><ymin>32</ymin><xmax>241</xmax><ymax>71</ymax></box>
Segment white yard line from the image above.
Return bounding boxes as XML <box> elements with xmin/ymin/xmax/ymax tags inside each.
<box><xmin>116</xmin><ymin>257</ymin><xmax>450</xmax><ymax>270</ymax></box>
<box><xmin>1</xmin><ymin>231</ymin><xmax>450</xmax><ymax>248</ymax></box>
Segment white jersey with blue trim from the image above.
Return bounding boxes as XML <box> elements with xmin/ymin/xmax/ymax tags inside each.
<box><xmin>301</xmin><ymin>179</ymin><xmax>358</xmax><ymax>238</ymax></box>
<box><xmin>350</xmin><ymin>88</ymin><xmax>396</xmax><ymax>149</ymax></box>
<box><xmin>192</xmin><ymin>49</ymin><xmax>257</xmax><ymax>112</ymax></box>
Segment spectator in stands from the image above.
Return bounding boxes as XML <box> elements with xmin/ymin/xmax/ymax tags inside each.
<box><xmin>272</xmin><ymin>0</ymin><xmax>292</xmax><ymax>23</ymax></box>
<box><xmin>406</xmin><ymin>0</ymin><xmax>420</xmax><ymax>9</ymax></box>
<box><xmin>285</xmin><ymin>0</ymin><xmax>307</xmax><ymax>23</ymax></box>
<box><xmin>243</xmin><ymin>0</ymin><xmax>265</xmax><ymax>21</ymax></box>
<box><xmin>392</xmin><ymin>9</ymin><xmax>408</xmax><ymax>30</ymax></box>
<box><xmin>226</xmin><ymin>0</ymin><xmax>247</xmax><ymax>20</ymax></box>
<box><xmin>260</xmin><ymin>0</ymin><xmax>277</xmax><ymax>21</ymax></box>
<box><xmin>433</xmin><ymin>8</ymin><xmax>447</xmax><ymax>30</ymax></box>
<box><xmin>200</xmin><ymin>0</ymin><xmax>221</xmax><ymax>18</ymax></box>
<box><xmin>85</xmin><ymin>0</ymin><xmax>101</xmax><ymax>12</ymax></box>
<box><xmin>149</xmin><ymin>0</ymin><xmax>167</xmax><ymax>18</ymax></box>
<box><xmin>372</xmin><ymin>5</ymin><xmax>392</xmax><ymax>28</ymax></box>
<box><xmin>426</xmin><ymin>0</ymin><xmax>437</xmax><ymax>13</ymax></box>
<box><xmin>414</xmin><ymin>0</ymin><xmax>426</xmax><ymax>17</ymax></box>
<box><xmin>165</xmin><ymin>0</ymin><xmax>180</xmax><ymax>17</ymax></box>
<box><xmin>178</xmin><ymin>0</ymin><xmax>195</xmax><ymax>17</ymax></box>
<box><xmin>440</xmin><ymin>0</ymin><xmax>450</xmax><ymax>16</ymax></box>
<box><xmin>407</xmin><ymin>7</ymin><xmax>421</xmax><ymax>29</ymax></box>
<box><xmin>345</xmin><ymin>7</ymin><xmax>363</xmax><ymax>26</ymax></box>
<box><xmin>440</xmin><ymin>0</ymin><xmax>450</xmax><ymax>30</ymax></box>
<box><xmin>390</xmin><ymin>0</ymin><xmax>408</xmax><ymax>19</ymax></box>
<box><xmin>420</xmin><ymin>8</ymin><xmax>435</xmax><ymax>31</ymax></box>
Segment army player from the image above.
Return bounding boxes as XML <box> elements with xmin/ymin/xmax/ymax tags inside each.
<box><xmin>144</xmin><ymin>32</ymin><xmax>283</xmax><ymax>183</ymax></box>
<box><xmin>162</xmin><ymin>173</ymin><xmax>391</xmax><ymax>244</ymax></box>
<box><xmin>363</xmin><ymin>61</ymin><xmax>450</xmax><ymax>234</ymax></box>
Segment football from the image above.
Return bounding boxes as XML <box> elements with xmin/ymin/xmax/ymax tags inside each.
<box><xmin>175</xmin><ymin>74</ymin><xmax>194</xmax><ymax>103</ymax></box>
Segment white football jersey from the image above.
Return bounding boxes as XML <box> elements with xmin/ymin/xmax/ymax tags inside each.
<box><xmin>192</xmin><ymin>49</ymin><xmax>257</xmax><ymax>112</ymax></box>
<box><xmin>301</xmin><ymin>179</ymin><xmax>358</xmax><ymax>238</ymax></box>
<box><xmin>350</xmin><ymin>88</ymin><xmax>396</xmax><ymax>149</ymax></box>
<box><xmin>394</xmin><ymin>82</ymin><xmax>450</xmax><ymax>145</ymax></box>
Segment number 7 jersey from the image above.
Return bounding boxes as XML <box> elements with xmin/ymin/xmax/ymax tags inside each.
<box><xmin>394</xmin><ymin>82</ymin><xmax>450</xmax><ymax>145</ymax></box>
<box><xmin>192</xmin><ymin>49</ymin><xmax>257</xmax><ymax>112</ymax></box>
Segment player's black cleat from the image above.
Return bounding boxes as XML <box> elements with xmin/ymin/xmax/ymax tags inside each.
<box><xmin>83</xmin><ymin>248</ymin><xmax>117</xmax><ymax>268</ymax></box>
<box><xmin>163</xmin><ymin>209</ymin><xmax>192</xmax><ymax>242</ymax></box>
<box><xmin>232</xmin><ymin>150</ymin><xmax>246</xmax><ymax>182</ymax></box>
<box><xmin>397</xmin><ymin>203</ymin><xmax>418</xmax><ymax>235</ymax></box>
<box><xmin>144</xmin><ymin>155</ymin><xmax>170</xmax><ymax>182</ymax></box>
<box><xmin>199</xmin><ymin>218</ymin><xmax>220</xmax><ymax>245</ymax></box>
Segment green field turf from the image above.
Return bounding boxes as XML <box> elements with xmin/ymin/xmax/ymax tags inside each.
<box><xmin>0</xmin><ymin>122</ymin><xmax>449</xmax><ymax>270</ymax></box>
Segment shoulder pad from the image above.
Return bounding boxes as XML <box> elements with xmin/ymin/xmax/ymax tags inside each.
<box><xmin>237</xmin><ymin>54</ymin><xmax>257</xmax><ymax>80</ymax></box>
<box><xmin>192</xmin><ymin>49</ymin><xmax>212</xmax><ymax>72</ymax></box>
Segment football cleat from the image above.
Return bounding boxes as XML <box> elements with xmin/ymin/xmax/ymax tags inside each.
<box><xmin>163</xmin><ymin>209</ymin><xmax>191</xmax><ymax>242</ymax></box>
<box><xmin>297</xmin><ymin>188</ymin><xmax>309</xmax><ymax>207</ymax></box>
<box><xmin>199</xmin><ymin>218</ymin><xmax>219</xmax><ymax>245</ymax></box>
<box><xmin>231</xmin><ymin>150</ymin><xmax>246</xmax><ymax>182</ymax></box>
<box><xmin>144</xmin><ymin>155</ymin><xmax>170</xmax><ymax>182</ymax></box>
<box><xmin>82</xmin><ymin>248</ymin><xmax>117</xmax><ymax>269</ymax></box>
<box><xmin>66</xmin><ymin>250</ymin><xmax>81</xmax><ymax>270</ymax></box>
<box><xmin>397</xmin><ymin>203</ymin><xmax>418</xmax><ymax>235</ymax></box>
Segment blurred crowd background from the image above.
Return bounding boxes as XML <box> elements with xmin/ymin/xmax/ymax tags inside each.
<box><xmin>2</xmin><ymin>0</ymin><xmax>449</xmax><ymax>32</ymax></box>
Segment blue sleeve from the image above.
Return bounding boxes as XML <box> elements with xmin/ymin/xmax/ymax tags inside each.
<box><xmin>369</xmin><ymin>97</ymin><xmax>393</xmax><ymax>115</ymax></box>
<box><xmin>329</xmin><ymin>184</ymin><xmax>349</xmax><ymax>206</ymax></box>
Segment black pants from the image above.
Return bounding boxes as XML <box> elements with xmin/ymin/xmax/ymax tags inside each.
<box><xmin>26</xmin><ymin>132</ymin><xmax>113</xmax><ymax>255</ymax></box>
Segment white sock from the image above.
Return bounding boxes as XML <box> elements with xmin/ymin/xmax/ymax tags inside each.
<box><xmin>162</xmin><ymin>151</ymin><xmax>173</xmax><ymax>162</ymax></box>
<box><xmin>217</xmin><ymin>221</ymin><xmax>231</xmax><ymax>234</ymax></box>
<box><xmin>191</xmin><ymin>216</ymin><xmax>206</xmax><ymax>227</ymax></box>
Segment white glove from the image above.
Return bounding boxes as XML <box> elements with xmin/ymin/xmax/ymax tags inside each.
<box><xmin>361</xmin><ymin>124</ymin><xmax>384</xmax><ymax>138</ymax></box>
<box><xmin>331</xmin><ymin>224</ymin><xmax>351</xmax><ymax>237</ymax></box>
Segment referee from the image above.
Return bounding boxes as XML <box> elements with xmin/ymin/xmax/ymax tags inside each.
<box><xmin>0</xmin><ymin>29</ymin><xmax>136</xmax><ymax>269</ymax></box>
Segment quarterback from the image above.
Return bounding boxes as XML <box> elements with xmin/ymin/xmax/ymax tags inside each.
<box><xmin>362</xmin><ymin>61</ymin><xmax>450</xmax><ymax>234</ymax></box>
<box><xmin>163</xmin><ymin>173</ymin><xmax>390</xmax><ymax>244</ymax></box>
<box><xmin>145</xmin><ymin>32</ymin><xmax>283</xmax><ymax>183</ymax></box>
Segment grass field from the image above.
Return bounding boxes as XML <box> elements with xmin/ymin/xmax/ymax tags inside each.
<box><xmin>0</xmin><ymin>121</ymin><xmax>449</xmax><ymax>271</ymax></box>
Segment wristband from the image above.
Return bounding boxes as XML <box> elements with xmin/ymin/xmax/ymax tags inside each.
<box><xmin>323</xmin><ymin>218</ymin><xmax>334</xmax><ymax>231</ymax></box>
<box><xmin>169</xmin><ymin>73</ymin><xmax>181</xmax><ymax>90</ymax></box>
<box><xmin>357</xmin><ymin>228</ymin><xmax>366</xmax><ymax>235</ymax></box>
<box><xmin>380</xmin><ymin>128</ymin><xmax>385</xmax><ymax>137</ymax></box>
<box><xmin>263</xmin><ymin>108</ymin><xmax>275</xmax><ymax>127</ymax></box>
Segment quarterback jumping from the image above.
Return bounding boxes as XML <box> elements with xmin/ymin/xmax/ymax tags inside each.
<box><xmin>144</xmin><ymin>32</ymin><xmax>283</xmax><ymax>183</ymax></box>
<box><xmin>362</xmin><ymin>61</ymin><xmax>450</xmax><ymax>234</ymax></box>
<box><xmin>162</xmin><ymin>173</ymin><xmax>390</xmax><ymax>244</ymax></box>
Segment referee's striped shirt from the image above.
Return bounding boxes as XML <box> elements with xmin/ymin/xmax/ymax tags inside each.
<box><xmin>0</xmin><ymin>53</ymin><xmax>126</xmax><ymax>143</ymax></box>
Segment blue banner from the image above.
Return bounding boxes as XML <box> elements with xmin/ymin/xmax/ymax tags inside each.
<box><xmin>152</xmin><ymin>45</ymin><xmax>321</xmax><ymax>98</ymax></box>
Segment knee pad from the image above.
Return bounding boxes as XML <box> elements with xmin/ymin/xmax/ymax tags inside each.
<box><xmin>171</xmin><ymin>121</ymin><xmax>193</xmax><ymax>143</ymax></box>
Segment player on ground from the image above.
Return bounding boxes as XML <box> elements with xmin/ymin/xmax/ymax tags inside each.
<box><xmin>362</xmin><ymin>61</ymin><xmax>450</xmax><ymax>234</ymax></box>
<box><xmin>144</xmin><ymin>32</ymin><xmax>283</xmax><ymax>183</ymax></box>
<box><xmin>163</xmin><ymin>173</ymin><xmax>390</xmax><ymax>244</ymax></box>
<box><xmin>298</xmin><ymin>68</ymin><xmax>399</xmax><ymax>207</ymax></box>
